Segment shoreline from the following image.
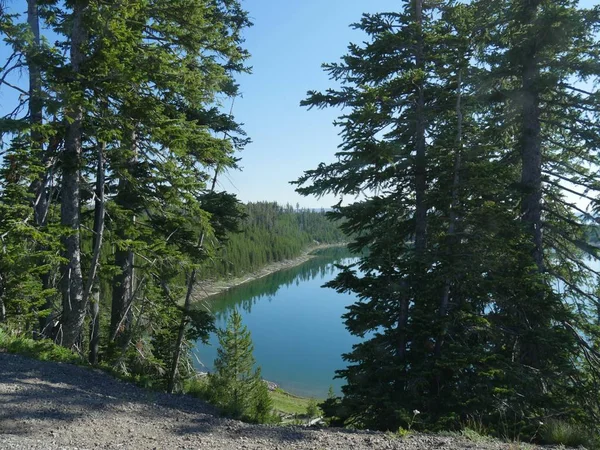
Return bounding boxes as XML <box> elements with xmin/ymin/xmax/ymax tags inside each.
<box><xmin>192</xmin><ymin>243</ymin><xmax>346</xmax><ymax>301</ymax></box>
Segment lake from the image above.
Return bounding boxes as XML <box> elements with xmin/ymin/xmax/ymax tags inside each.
<box><xmin>192</xmin><ymin>248</ymin><xmax>359</xmax><ymax>399</ymax></box>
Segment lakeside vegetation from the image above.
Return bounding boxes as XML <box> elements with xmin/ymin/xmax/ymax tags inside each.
<box><xmin>204</xmin><ymin>201</ymin><xmax>346</xmax><ymax>279</ymax></box>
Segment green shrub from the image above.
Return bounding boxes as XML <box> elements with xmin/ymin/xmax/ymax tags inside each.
<box><xmin>540</xmin><ymin>420</ymin><xmax>596</xmax><ymax>448</ymax></box>
<box><xmin>0</xmin><ymin>329</ymin><xmax>81</xmax><ymax>364</ymax></box>
<box><xmin>306</xmin><ymin>398</ymin><xmax>319</xmax><ymax>419</ymax></box>
<box><xmin>185</xmin><ymin>376</ymin><xmax>210</xmax><ymax>399</ymax></box>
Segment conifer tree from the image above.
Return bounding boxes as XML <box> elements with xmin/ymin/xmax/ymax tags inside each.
<box><xmin>296</xmin><ymin>0</ymin><xmax>600</xmax><ymax>435</ymax></box>
<box><xmin>1</xmin><ymin>0</ymin><xmax>252</xmax><ymax>375</ymax></box>
<box><xmin>207</xmin><ymin>309</ymin><xmax>272</xmax><ymax>421</ymax></box>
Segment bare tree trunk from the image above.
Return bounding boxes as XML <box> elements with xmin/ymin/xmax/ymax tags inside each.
<box><xmin>88</xmin><ymin>143</ymin><xmax>106</xmax><ymax>364</ymax></box>
<box><xmin>110</xmin><ymin>130</ymin><xmax>137</xmax><ymax>346</ymax></box>
<box><xmin>59</xmin><ymin>1</ymin><xmax>88</xmax><ymax>350</ymax></box>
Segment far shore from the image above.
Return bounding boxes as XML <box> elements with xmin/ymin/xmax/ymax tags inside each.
<box><xmin>192</xmin><ymin>243</ymin><xmax>347</xmax><ymax>301</ymax></box>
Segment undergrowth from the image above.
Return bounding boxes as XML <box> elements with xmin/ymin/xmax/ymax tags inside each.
<box><xmin>540</xmin><ymin>420</ymin><xmax>598</xmax><ymax>448</ymax></box>
<box><xmin>0</xmin><ymin>328</ymin><xmax>82</xmax><ymax>364</ymax></box>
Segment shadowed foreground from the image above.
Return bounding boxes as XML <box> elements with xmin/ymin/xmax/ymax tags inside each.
<box><xmin>0</xmin><ymin>352</ymin><xmax>532</xmax><ymax>449</ymax></box>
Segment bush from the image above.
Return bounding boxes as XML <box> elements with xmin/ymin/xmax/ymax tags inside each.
<box><xmin>540</xmin><ymin>420</ymin><xmax>597</xmax><ymax>448</ymax></box>
<box><xmin>0</xmin><ymin>328</ymin><xmax>81</xmax><ymax>364</ymax></box>
<box><xmin>185</xmin><ymin>376</ymin><xmax>210</xmax><ymax>400</ymax></box>
<box><xmin>306</xmin><ymin>398</ymin><xmax>319</xmax><ymax>420</ymax></box>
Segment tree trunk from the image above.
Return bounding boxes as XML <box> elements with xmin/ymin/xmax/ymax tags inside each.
<box><xmin>398</xmin><ymin>0</ymin><xmax>427</xmax><ymax>361</ymax></box>
<box><xmin>59</xmin><ymin>1</ymin><xmax>87</xmax><ymax>350</ymax></box>
<box><xmin>167</xmin><ymin>266</ymin><xmax>199</xmax><ymax>393</ymax></box>
<box><xmin>519</xmin><ymin>0</ymin><xmax>543</xmax><ymax>368</ymax></box>
<box><xmin>27</xmin><ymin>0</ymin><xmax>42</xmax><ymax>139</ymax></box>
<box><xmin>88</xmin><ymin>143</ymin><xmax>106</xmax><ymax>364</ymax></box>
<box><xmin>414</xmin><ymin>0</ymin><xmax>427</xmax><ymax>256</ymax></box>
<box><xmin>0</xmin><ymin>275</ymin><xmax>5</xmax><ymax>323</ymax></box>
<box><xmin>434</xmin><ymin>71</ymin><xmax>463</xmax><ymax>359</ymax></box>
<box><xmin>167</xmin><ymin>165</ymin><xmax>221</xmax><ymax>393</ymax></box>
<box><xmin>26</xmin><ymin>0</ymin><xmax>54</xmax><ymax>335</ymax></box>
<box><xmin>110</xmin><ymin>131</ymin><xmax>137</xmax><ymax>346</ymax></box>
<box><xmin>521</xmin><ymin>53</ymin><xmax>543</xmax><ymax>273</ymax></box>
<box><xmin>110</xmin><ymin>247</ymin><xmax>134</xmax><ymax>344</ymax></box>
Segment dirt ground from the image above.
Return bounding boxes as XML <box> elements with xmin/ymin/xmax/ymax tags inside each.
<box><xmin>0</xmin><ymin>352</ymin><xmax>538</xmax><ymax>450</ymax></box>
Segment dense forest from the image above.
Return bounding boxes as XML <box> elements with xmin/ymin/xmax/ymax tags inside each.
<box><xmin>294</xmin><ymin>0</ymin><xmax>600</xmax><ymax>440</ymax></box>
<box><xmin>0</xmin><ymin>0</ymin><xmax>252</xmax><ymax>391</ymax></box>
<box><xmin>2</xmin><ymin>0</ymin><xmax>600</xmax><ymax>443</ymax></box>
<box><xmin>205</xmin><ymin>202</ymin><xmax>345</xmax><ymax>278</ymax></box>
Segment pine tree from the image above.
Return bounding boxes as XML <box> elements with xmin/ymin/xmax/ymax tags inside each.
<box><xmin>207</xmin><ymin>309</ymin><xmax>272</xmax><ymax>421</ymax></box>
<box><xmin>1</xmin><ymin>0</ymin><xmax>251</xmax><ymax>379</ymax></box>
<box><xmin>296</xmin><ymin>0</ymin><xmax>600</xmax><ymax>435</ymax></box>
<box><xmin>295</xmin><ymin>0</ymin><xmax>484</xmax><ymax>430</ymax></box>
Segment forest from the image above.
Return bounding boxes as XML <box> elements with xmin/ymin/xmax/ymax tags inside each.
<box><xmin>0</xmin><ymin>0</ymin><xmax>254</xmax><ymax>392</ymax></box>
<box><xmin>293</xmin><ymin>0</ymin><xmax>600</xmax><ymax>440</ymax></box>
<box><xmin>1</xmin><ymin>0</ymin><xmax>600</xmax><ymax>444</ymax></box>
<box><xmin>205</xmin><ymin>201</ymin><xmax>345</xmax><ymax>278</ymax></box>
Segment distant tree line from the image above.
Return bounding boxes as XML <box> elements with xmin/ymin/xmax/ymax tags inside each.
<box><xmin>204</xmin><ymin>202</ymin><xmax>346</xmax><ymax>278</ymax></box>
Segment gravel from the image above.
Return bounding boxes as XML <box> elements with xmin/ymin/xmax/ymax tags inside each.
<box><xmin>0</xmin><ymin>352</ymin><xmax>534</xmax><ymax>449</ymax></box>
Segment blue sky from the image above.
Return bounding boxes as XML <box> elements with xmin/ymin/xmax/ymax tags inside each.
<box><xmin>1</xmin><ymin>0</ymin><xmax>598</xmax><ymax>208</ymax></box>
<box><xmin>221</xmin><ymin>0</ymin><xmax>402</xmax><ymax>208</ymax></box>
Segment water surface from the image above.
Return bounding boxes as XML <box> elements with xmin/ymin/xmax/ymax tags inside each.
<box><xmin>193</xmin><ymin>248</ymin><xmax>359</xmax><ymax>398</ymax></box>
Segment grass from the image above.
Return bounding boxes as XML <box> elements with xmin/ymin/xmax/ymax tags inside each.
<box><xmin>0</xmin><ymin>328</ymin><xmax>82</xmax><ymax>364</ymax></box>
<box><xmin>540</xmin><ymin>420</ymin><xmax>598</xmax><ymax>448</ymax></box>
<box><xmin>185</xmin><ymin>376</ymin><xmax>321</xmax><ymax>419</ymax></box>
<box><xmin>270</xmin><ymin>388</ymin><xmax>321</xmax><ymax>416</ymax></box>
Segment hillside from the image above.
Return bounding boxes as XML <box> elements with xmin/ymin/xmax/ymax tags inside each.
<box><xmin>0</xmin><ymin>352</ymin><xmax>539</xmax><ymax>450</ymax></box>
<box><xmin>204</xmin><ymin>202</ymin><xmax>346</xmax><ymax>279</ymax></box>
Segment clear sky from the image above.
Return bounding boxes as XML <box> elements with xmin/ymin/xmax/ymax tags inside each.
<box><xmin>220</xmin><ymin>0</ymin><xmax>401</xmax><ymax>208</ymax></box>
<box><xmin>1</xmin><ymin>0</ymin><xmax>598</xmax><ymax>208</ymax></box>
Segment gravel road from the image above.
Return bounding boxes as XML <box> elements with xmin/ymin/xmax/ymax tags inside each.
<box><xmin>0</xmin><ymin>352</ymin><xmax>533</xmax><ymax>449</ymax></box>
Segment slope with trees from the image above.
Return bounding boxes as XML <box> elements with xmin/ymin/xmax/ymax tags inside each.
<box><xmin>205</xmin><ymin>201</ymin><xmax>346</xmax><ymax>278</ymax></box>
<box><xmin>296</xmin><ymin>0</ymin><xmax>600</xmax><ymax>438</ymax></box>
<box><xmin>0</xmin><ymin>0</ymin><xmax>251</xmax><ymax>392</ymax></box>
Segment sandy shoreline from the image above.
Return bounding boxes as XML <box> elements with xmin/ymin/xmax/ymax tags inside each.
<box><xmin>192</xmin><ymin>243</ymin><xmax>345</xmax><ymax>301</ymax></box>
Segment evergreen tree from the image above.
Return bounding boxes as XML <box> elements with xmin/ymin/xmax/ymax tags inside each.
<box><xmin>0</xmin><ymin>0</ymin><xmax>251</xmax><ymax>383</ymax></box>
<box><xmin>207</xmin><ymin>309</ymin><xmax>272</xmax><ymax>422</ymax></box>
<box><xmin>296</xmin><ymin>0</ymin><xmax>600</xmax><ymax>436</ymax></box>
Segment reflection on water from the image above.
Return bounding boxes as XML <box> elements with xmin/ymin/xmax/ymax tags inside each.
<box><xmin>192</xmin><ymin>247</ymin><xmax>358</xmax><ymax>398</ymax></box>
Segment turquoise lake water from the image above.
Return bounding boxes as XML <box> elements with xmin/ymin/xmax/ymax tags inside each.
<box><xmin>192</xmin><ymin>248</ymin><xmax>359</xmax><ymax>399</ymax></box>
